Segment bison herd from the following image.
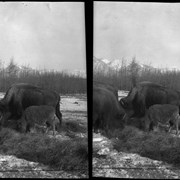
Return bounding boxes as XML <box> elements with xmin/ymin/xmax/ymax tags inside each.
<box><xmin>93</xmin><ymin>81</ymin><xmax>180</xmax><ymax>135</ymax></box>
<box><xmin>0</xmin><ymin>83</ymin><xmax>62</xmax><ymax>136</ymax></box>
<box><xmin>2</xmin><ymin>81</ymin><xmax>180</xmax><ymax>137</ymax></box>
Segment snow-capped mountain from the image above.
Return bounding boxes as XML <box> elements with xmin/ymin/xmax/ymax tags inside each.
<box><xmin>93</xmin><ymin>56</ymin><xmax>113</xmax><ymax>74</ymax></box>
<box><xmin>93</xmin><ymin>56</ymin><xmax>163</xmax><ymax>74</ymax></box>
<box><xmin>101</xmin><ymin>59</ymin><xmax>111</xmax><ymax>64</ymax></box>
<box><xmin>94</xmin><ymin>57</ymin><xmax>123</xmax><ymax>70</ymax></box>
<box><xmin>108</xmin><ymin>59</ymin><xmax>123</xmax><ymax>69</ymax></box>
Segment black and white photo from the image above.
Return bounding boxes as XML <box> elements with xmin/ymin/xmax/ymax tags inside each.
<box><xmin>93</xmin><ymin>2</ymin><xmax>180</xmax><ymax>178</ymax></box>
<box><xmin>0</xmin><ymin>2</ymin><xmax>88</xmax><ymax>178</ymax></box>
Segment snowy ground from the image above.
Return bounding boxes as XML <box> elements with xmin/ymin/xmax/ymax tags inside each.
<box><xmin>61</xmin><ymin>94</ymin><xmax>87</xmax><ymax>112</ymax></box>
<box><xmin>0</xmin><ymin>92</ymin><xmax>4</xmax><ymax>99</ymax></box>
<box><xmin>60</xmin><ymin>94</ymin><xmax>87</xmax><ymax>139</ymax></box>
<box><xmin>118</xmin><ymin>90</ymin><xmax>128</xmax><ymax>101</ymax></box>
<box><xmin>93</xmin><ymin>133</ymin><xmax>180</xmax><ymax>178</ymax></box>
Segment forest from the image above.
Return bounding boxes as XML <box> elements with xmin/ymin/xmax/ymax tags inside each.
<box><xmin>0</xmin><ymin>58</ymin><xmax>86</xmax><ymax>94</ymax></box>
<box><xmin>94</xmin><ymin>57</ymin><xmax>180</xmax><ymax>91</ymax></box>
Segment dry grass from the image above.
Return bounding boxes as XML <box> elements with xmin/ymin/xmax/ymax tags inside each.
<box><xmin>0</xmin><ymin>128</ymin><xmax>88</xmax><ymax>173</ymax></box>
<box><xmin>109</xmin><ymin>126</ymin><xmax>180</xmax><ymax>166</ymax></box>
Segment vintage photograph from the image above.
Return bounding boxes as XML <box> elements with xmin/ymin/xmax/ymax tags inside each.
<box><xmin>93</xmin><ymin>2</ymin><xmax>180</xmax><ymax>178</ymax></box>
<box><xmin>0</xmin><ymin>2</ymin><xmax>87</xmax><ymax>178</ymax></box>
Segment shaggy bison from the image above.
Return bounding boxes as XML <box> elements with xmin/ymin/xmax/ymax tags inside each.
<box><xmin>143</xmin><ymin>104</ymin><xmax>180</xmax><ymax>135</ymax></box>
<box><xmin>93</xmin><ymin>81</ymin><xmax>118</xmax><ymax>100</ymax></box>
<box><xmin>93</xmin><ymin>86</ymin><xmax>124</xmax><ymax>133</ymax></box>
<box><xmin>18</xmin><ymin>105</ymin><xmax>60</xmax><ymax>136</ymax></box>
<box><xmin>120</xmin><ymin>81</ymin><xmax>180</xmax><ymax>118</ymax></box>
<box><xmin>0</xmin><ymin>83</ymin><xmax>62</xmax><ymax>127</ymax></box>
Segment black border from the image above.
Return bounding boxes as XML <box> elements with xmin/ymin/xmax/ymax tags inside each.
<box><xmin>85</xmin><ymin>1</ymin><xmax>93</xmax><ymax>179</ymax></box>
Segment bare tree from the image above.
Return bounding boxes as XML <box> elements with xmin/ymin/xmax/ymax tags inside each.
<box><xmin>6</xmin><ymin>57</ymin><xmax>19</xmax><ymax>77</ymax></box>
<box><xmin>128</xmin><ymin>56</ymin><xmax>140</xmax><ymax>87</ymax></box>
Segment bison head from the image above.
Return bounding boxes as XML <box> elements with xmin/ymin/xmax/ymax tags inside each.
<box><xmin>119</xmin><ymin>87</ymin><xmax>138</xmax><ymax>120</ymax></box>
<box><xmin>119</xmin><ymin>86</ymin><xmax>138</xmax><ymax>109</ymax></box>
<box><xmin>119</xmin><ymin>86</ymin><xmax>146</xmax><ymax>118</ymax></box>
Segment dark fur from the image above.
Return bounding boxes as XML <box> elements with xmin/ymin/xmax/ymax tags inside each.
<box><xmin>93</xmin><ymin>86</ymin><xmax>124</xmax><ymax>132</ymax></box>
<box><xmin>93</xmin><ymin>81</ymin><xmax>118</xmax><ymax>100</ymax></box>
<box><xmin>0</xmin><ymin>83</ymin><xmax>62</xmax><ymax>126</ymax></box>
<box><xmin>120</xmin><ymin>81</ymin><xmax>180</xmax><ymax>118</ymax></box>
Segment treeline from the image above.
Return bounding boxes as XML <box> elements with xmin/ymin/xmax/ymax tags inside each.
<box><xmin>94</xmin><ymin>57</ymin><xmax>180</xmax><ymax>91</ymax></box>
<box><xmin>0</xmin><ymin>58</ymin><xmax>86</xmax><ymax>94</ymax></box>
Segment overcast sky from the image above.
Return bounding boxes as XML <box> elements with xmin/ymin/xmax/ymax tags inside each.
<box><xmin>0</xmin><ymin>2</ymin><xmax>86</xmax><ymax>72</ymax></box>
<box><xmin>94</xmin><ymin>2</ymin><xmax>180</xmax><ymax>69</ymax></box>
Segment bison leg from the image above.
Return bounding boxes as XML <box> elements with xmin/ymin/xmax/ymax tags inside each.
<box><xmin>14</xmin><ymin>102</ymin><xmax>23</xmax><ymax>119</ymax></box>
<box><xmin>168</xmin><ymin>120</ymin><xmax>175</xmax><ymax>134</ymax></box>
<box><xmin>176</xmin><ymin>125</ymin><xmax>179</xmax><ymax>135</ymax></box>
<box><xmin>18</xmin><ymin>118</ymin><xmax>27</xmax><ymax>133</ymax></box>
<box><xmin>52</xmin><ymin>116</ymin><xmax>57</xmax><ymax>137</ymax></box>
<box><xmin>45</xmin><ymin>128</ymin><xmax>49</xmax><ymax>134</ymax></box>
<box><xmin>101</xmin><ymin>114</ymin><xmax>107</xmax><ymax>132</ymax></box>
<box><xmin>93</xmin><ymin>112</ymin><xmax>102</xmax><ymax>133</ymax></box>
<box><xmin>26</xmin><ymin>123</ymin><xmax>31</xmax><ymax>133</ymax></box>
<box><xmin>175</xmin><ymin>115</ymin><xmax>180</xmax><ymax>135</ymax></box>
<box><xmin>168</xmin><ymin>124</ymin><xmax>172</xmax><ymax>134</ymax></box>
<box><xmin>177</xmin><ymin>116</ymin><xmax>180</xmax><ymax>135</ymax></box>
<box><xmin>45</xmin><ymin>121</ymin><xmax>51</xmax><ymax>134</ymax></box>
<box><xmin>52</xmin><ymin>122</ymin><xmax>56</xmax><ymax>137</ymax></box>
<box><xmin>93</xmin><ymin>113</ymin><xmax>99</xmax><ymax>133</ymax></box>
<box><xmin>56</xmin><ymin>102</ymin><xmax>62</xmax><ymax>126</ymax></box>
<box><xmin>155</xmin><ymin>122</ymin><xmax>164</xmax><ymax>132</ymax></box>
<box><xmin>0</xmin><ymin>111</ymin><xmax>12</xmax><ymax>126</ymax></box>
<box><xmin>149</xmin><ymin>121</ymin><xmax>155</xmax><ymax>131</ymax></box>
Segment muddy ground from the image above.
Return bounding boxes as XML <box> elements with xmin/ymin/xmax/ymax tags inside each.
<box><xmin>0</xmin><ymin>93</ymin><xmax>88</xmax><ymax>178</ymax></box>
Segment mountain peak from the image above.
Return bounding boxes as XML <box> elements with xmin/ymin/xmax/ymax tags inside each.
<box><xmin>101</xmin><ymin>59</ymin><xmax>110</xmax><ymax>64</ymax></box>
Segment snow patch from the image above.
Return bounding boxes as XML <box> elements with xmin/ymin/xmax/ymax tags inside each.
<box><xmin>61</xmin><ymin>95</ymin><xmax>87</xmax><ymax>112</ymax></box>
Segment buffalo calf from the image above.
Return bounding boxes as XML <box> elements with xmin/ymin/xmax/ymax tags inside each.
<box><xmin>144</xmin><ymin>104</ymin><xmax>180</xmax><ymax>135</ymax></box>
<box><xmin>18</xmin><ymin>105</ymin><xmax>60</xmax><ymax>136</ymax></box>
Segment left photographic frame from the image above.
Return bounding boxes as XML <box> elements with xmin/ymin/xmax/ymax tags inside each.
<box><xmin>0</xmin><ymin>2</ymin><xmax>88</xmax><ymax>178</ymax></box>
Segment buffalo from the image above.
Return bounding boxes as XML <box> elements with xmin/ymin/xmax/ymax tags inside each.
<box><xmin>18</xmin><ymin>105</ymin><xmax>60</xmax><ymax>136</ymax></box>
<box><xmin>93</xmin><ymin>81</ymin><xmax>118</xmax><ymax>100</ymax></box>
<box><xmin>93</xmin><ymin>85</ymin><xmax>124</xmax><ymax>133</ymax></box>
<box><xmin>120</xmin><ymin>81</ymin><xmax>180</xmax><ymax>119</ymax></box>
<box><xmin>143</xmin><ymin>104</ymin><xmax>180</xmax><ymax>135</ymax></box>
<box><xmin>0</xmin><ymin>83</ymin><xmax>62</xmax><ymax>128</ymax></box>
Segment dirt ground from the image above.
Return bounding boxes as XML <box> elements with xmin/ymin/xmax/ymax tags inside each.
<box><xmin>0</xmin><ymin>93</ymin><xmax>88</xmax><ymax>178</ymax></box>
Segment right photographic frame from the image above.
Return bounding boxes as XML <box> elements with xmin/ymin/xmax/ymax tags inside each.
<box><xmin>93</xmin><ymin>1</ymin><xmax>180</xmax><ymax>178</ymax></box>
